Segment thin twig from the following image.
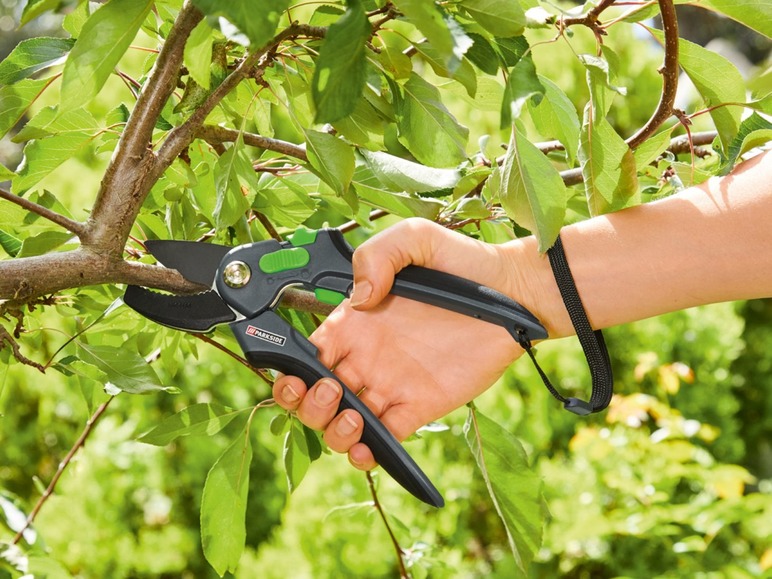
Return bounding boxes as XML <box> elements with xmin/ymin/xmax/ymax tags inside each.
<box><xmin>366</xmin><ymin>471</ymin><xmax>409</xmax><ymax>578</ymax></box>
<box><xmin>194</xmin><ymin>333</ymin><xmax>275</xmax><ymax>386</ymax></box>
<box><xmin>625</xmin><ymin>0</ymin><xmax>679</xmax><ymax>149</ymax></box>
<box><xmin>12</xmin><ymin>397</ymin><xmax>114</xmax><ymax>545</ymax></box>
<box><xmin>0</xmin><ymin>326</ymin><xmax>46</xmax><ymax>372</ymax></box>
<box><xmin>338</xmin><ymin>209</ymin><xmax>389</xmax><ymax>234</ymax></box>
<box><xmin>0</xmin><ymin>188</ymin><xmax>87</xmax><ymax>238</ymax></box>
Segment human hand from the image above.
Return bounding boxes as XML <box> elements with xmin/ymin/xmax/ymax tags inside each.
<box><xmin>273</xmin><ymin>219</ymin><xmax>539</xmax><ymax>470</ymax></box>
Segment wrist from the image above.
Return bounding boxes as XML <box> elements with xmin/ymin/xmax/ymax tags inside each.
<box><xmin>498</xmin><ymin>236</ymin><xmax>575</xmax><ymax>340</ymax></box>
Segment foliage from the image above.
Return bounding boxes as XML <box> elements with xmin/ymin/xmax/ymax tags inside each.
<box><xmin>0</xmin><ymin>0</ymin><xmax>770</xmax><ymax>577</ymax></box>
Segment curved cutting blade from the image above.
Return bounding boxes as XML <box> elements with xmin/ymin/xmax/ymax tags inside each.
<box><xmin>145</xmin><ymin>240</ymin><xmax>231</xmax><ymax>287</ymax></box>
<box><xmin>124</xmin><ymin>285</ymin><xmax>236</xmax><ymax>332</ymax></box>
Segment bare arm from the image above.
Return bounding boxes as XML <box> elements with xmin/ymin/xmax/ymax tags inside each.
<box><xmin>509</xmin><ymin>149</ymin><xmax>772</xmax><ymax>338</ymax></box>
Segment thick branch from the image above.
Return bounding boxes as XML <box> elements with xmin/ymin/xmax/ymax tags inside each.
<box><xmin>625</xmin><ymin>0</ymin><xmax>679</xmax><ymax>149</ymax></box>
<box><xmin>84</xmin><ymin>1</ymin><xmax>204</xmax><ymax>252</ymax></box>
<box><xmin>198</xmin><ymin>125</ymin><xmax>308</xmax><ymax>162</ymax></box>
<box><xmin>0</xmin><ymin>249</ymin><xmax>204</xmax><ymax>303</ymax></box>
<box><xmin>0</xmin><ymin>188</ymin><xmax>87</xmax><ymax>238</ymax></box>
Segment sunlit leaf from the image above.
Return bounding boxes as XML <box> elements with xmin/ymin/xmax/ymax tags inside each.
<box><xmin>139</xmin><ymin>403</ymin><xmax>250</xmax><ymax>446</ymax></box>
<box><xmin>359</xmin><ymin>149</ymin><xmax>461</xmax><ymax>193</ymax></box>
<box><xmin>284</xmin><ymin>418</ymin><xmax>312</xmax><ymax>493</ymax></box>
<box><xmin>392</xmin><ymin>0</ymin><xmax>472</xmax><ymax>71</ymax></box>
<box><xmin>464</xmin><ymin>407</ymin><xmax>544</xmax><ymax>578</ymax></box>
<box><xmin>0</xmin><ymin>37</ymin><xmax>75</xmax><ymax>85</ymax></box>
<box><xmin>304</xmin><ymin>129</ymin><xmax>355</xmax><ymax>198</ymax></box>
<box><xmin>649</xmin><ymin>29</ymin><xmax>745</xmax><ymax>154</ymax></box>
<box><xmin>394</xmin><ymin>74</ymin><xmax>469</xmax><ymax>167</ymax></box>
<box><xmin>499</xmin><ymin>124</ymin><xmax>566</xmax><ymax>251</ymax></box>
<box><xmin>59</xmin><ymin>0</ymin><xmax>153</xmax><ymax>112</ymax></box>
<box><xmin>193</xmin><ymin>0</ymin><xmax>290</xmax><ymax>48</ymax></box>
<box><xmin>460</xmin><ymin>0</ymin><xmax>525</xmax><ymax>37</ymax></box>
<box><xmin>213</xmin><ymin>134</ymin><xmax>258</xmax><ymax>229</ymax></box>
<box><xmin>529</xmin><ymin>75</ymin><xmax>580</xmax><ymax>165</ymax></box>
<box><xmin>0</xmin><ymin>78</ymin><xmax>55</xmax><ymax>141</ymax></box>
<box><xmin>201</xmin><ymin>424</ymin><xmax>253</xmax><ymax>576</ymax></box>
<box><xmin>700</xmin><ymin>0</ymin><xmax>772</xmax><ymax>38</ymax></box>
<box><xmin>184</xmin><ymin>19</ymin><xmax>214</xmax><ymax>90</ymax></box>
<box><xmin>501</xmin><ymin>56</ymin><xmax>544</xmax><ymax>127</ymax></box>
<box><xmin>312</xmin><ymin>0</ymin><xmax>370</xmax><ymax>123</ymax></box>
<box><xmin>76</xmin><ymin>343</ymin><xmax>169</xmax><ymax>395</ymax></box>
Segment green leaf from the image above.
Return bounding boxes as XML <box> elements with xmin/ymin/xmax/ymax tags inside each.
<box><xmin>460</xmin><ymin>0</ymin><xmax>526</xmax><ymax>37</ymax></box>
<box><xmin>395</xmin><ymin>73</ymin><xmax>469</xmax><ymax>167</ymax></box>
<box><xmin>201</xmin><ymin>425</ymin><xmax>253</xmax><ymax>576</ymax></box>
<box><xmin>76</xmin><ymin>343</ymin><xmax>168</xmax><ymax>395</ymax></box>
<box><xmin>579</xmin><ymin>51</ymin><xmax>626</xmax><ymax>120</ymax></box>
<box><xmin>284</xmin><ymin>418</ymin><xmax>312</xmax><ymax>493</ymax></box>
<box><xmin>184</xmin><ymin>19</ymin><xmax>214</xmax><ymax>90</ymax></box>
<box><xmin>359</xmin><ymin>149</ymin><xmax>461</xmax><ymax>193</ymax></box>
<box><xmin>465</xmin><ymin>32</ymin><xmax>500</xmax><ymax>76</ymax></box>
<box><xmin>501</xmin><ymin>56</ymin><xmax>544</xmax><ymax>127</ymax></box>
<box><xmin>312</xmin><ymin>0</ymin><xmax>370</xmax><ymax>123</ymax></box>
<box><xmin>413</xmin><ymin>43</ymin><xmax>477</xmax><ymax>98</ymax></box>
<box><xmin>499</xmin><ymin>124</ymin><xmax>566</xmax><ymax>251</ymax></box>
<box><xmin>529</xmin><ymin>75</ymin><xmax>580</xmax><ymax>165</ymax></box>
<box><xmin>720</xmin><ymin>112</ymin><xmax>772</xmax><ymax>175</ymax></box>
<box><xmin>59</xmin><ymin>0</ymin><xmax>153</xmax><ymax>112</ymax></box>
<box><xmin>0</xmin><ymin>78</ymin><xmax>54</xmax><ymax>141</ymax></box>
<box><xmin>0</xmin><ymin>37</ymin><xmax>75</xmax><ymax>86</ymax></box>
<box><xmin>16</xmin><ymin>230</ymin><xmax>73</xmax><ymax>257</ymax></box>
<box><xmin>493</xmin><ymin>35</ymin><xmax>529</xmax><ymax>68</ymax></box>
<box><xmin>138</xmin><ymin>403</ymin><xmax>250</xmax><ymax>446</ymax></box>
<box><xmin>650</xmin><ymin>29</ymin><xmax>745</xmax><ymax>154</ymax></box>
<box><xmin>0</xmin><ymin>230</ymin><xmax>22</xmax><ymax>258</ymax></box>
<box><xmin>13</xmin><ymin>127</ymin><xmax>100</xmax><ymax>194</ymax></box>
<box><xmin>392</xmin><ymin>0</ymin><xmax>472</xmax><ymax>71</ymax></box>
<box><xmin>578</xmin><ymin>107</ymin><xmax>639</xmax><ymax>216</ymax></box>
<box><xmin>352</xmin><ymin>163</ymin><xmax>445</xmax><ymax>219</ymax></box>
<box><xmin>213</xmin><ymin>135</ymin><xmax>258</xmax><ymax>230</ymax></box>
<box><xmin>253</xmin><ymin>175</ymin><xmax>319</xmax><ymax>228</ymax></box>
<box><xmin>193</xmin><ymin>0</ymin><xmax>290</xmax><ymax>48</ymax></box>
<box><xmin>19</xmin><ymin>0</ymin><xmax>61</xmax><ymax>27</ymax></box>
<box><xmin>464</xmin><ymin>407</ymin><xmax>544</xmax><ymax>577</ymax></box>
<box><xmin>633</xmin><ymin>127</ymin><xmax>674</xmax><ymax>171</ymax></box>
<box><xmin>13</xmin><ymin>105</ymin><xmax>99</xmax><ymax>141</ymax></box>
<box><xmin>0</xmin><ymin>164</ymin><xmax>15</xmax><ymax>181</ymax></box>
<box><xmin>304</xmin><ymin>129</ymin><xmax>355</xmax><ymax>198</ymax></box>
<box><xmin>701</xmin><ymin>0</ymin><xmax>772</xmax><ymax>38</ymax></box>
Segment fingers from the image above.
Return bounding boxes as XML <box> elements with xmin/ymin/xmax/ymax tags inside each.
<box><xmin>273</xmin><ymin>374</ymin><xmax>367</xmax><ymax>459</ymax></box>
<box><xmin>350</xmin><ymin>218</ymin><xmax>443</xmax><ymax>310</ymax></box>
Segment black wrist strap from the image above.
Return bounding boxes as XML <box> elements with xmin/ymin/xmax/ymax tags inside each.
<box><xmin>519</xmin><ymin>234</ymin><xmax>614</xmax><ymax>415</ymax></box>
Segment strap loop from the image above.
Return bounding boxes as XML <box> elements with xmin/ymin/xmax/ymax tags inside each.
<box><xmin>521</xmin><ymin>233</ymin><xmax>614</xmax><ymax>414</ymax></box>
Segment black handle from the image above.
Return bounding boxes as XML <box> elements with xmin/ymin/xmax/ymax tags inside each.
<box><xmin>217</xmin><ymin>228</ymin><xmax>548</xmax><ymax>342</ymax></box>
<box><xmin>231</xmin><ymin>311</ymin><xmax>444</xmax><ymax>508</ymax></box>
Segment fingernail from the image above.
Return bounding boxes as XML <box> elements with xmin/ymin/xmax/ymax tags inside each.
<box><xmin>336</xmin><ymin>413</ymin><xmax>358</xmax><ymax>437</ymax></box>
<box><xmin>350</xmin><ymin>280</ymin><xmax>372</xmax><ymax>308</ymax></box>
<box><xmin>314</xmin><ymin>380</ymin><xmax>340</xmax><ymax>406</ymax></box>
<box><xmin>281</xmin><ymin>384</ymin><xmax>300</xmax><ymax>404</ymax></box>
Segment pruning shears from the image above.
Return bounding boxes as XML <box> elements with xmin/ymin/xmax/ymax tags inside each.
<box><xmin>123</xmin><ymin>227</ymin><xmax>548</xmax><ymax>508</ymax></box>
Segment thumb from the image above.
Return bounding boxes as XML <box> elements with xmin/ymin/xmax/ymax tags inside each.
<box><xmin>349</xmin><ymin>218</ymin><xmax>441</xmax><ymax>310</ymax></box>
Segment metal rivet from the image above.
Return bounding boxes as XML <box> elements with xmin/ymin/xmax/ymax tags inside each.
<box><xmin>223</xmin><ymin>261</ymin><xmax>251</xmax><ymax>288</ymax></box>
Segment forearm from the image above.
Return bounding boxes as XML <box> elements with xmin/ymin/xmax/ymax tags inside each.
<box><xmin>509</xmin><ymin>150</ymin><xmax>772</xmax><ymax>338</ymax></box>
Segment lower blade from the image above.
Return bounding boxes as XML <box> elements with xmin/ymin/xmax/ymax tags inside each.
<box><xmin>145</xmin><ymin>240</ymin><xmax>231</xmax><ymax>287</ymax></box>
<box><xmin>124</xmin><ymin>286</ymin><xmax>236</xmax><ymax>332</ymax></box>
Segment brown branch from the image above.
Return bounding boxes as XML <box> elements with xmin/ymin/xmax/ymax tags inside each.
<box><xmin>0</xmin><ymin>188</ymin><xmax>87</xmax><ymax>238</ymax></box>
<box><xmin>153</xmin><ymin>22</ymin><xmax>321</xmax><ymax>178</ymax></box>
<box><xmin>0</xmin><ymin>325</ymin><xmax>46</xmax><ymax>372</ymax></box>
<box><xmin>12</xmin><ymin>397</ymin><xmax>114</xmax><ymax>545</ymax></box>
<box><xmin>198</xmin><ymin>124</ymin><xmax>308</xmax><ymax>162</ymax></box>
<box><xmin>366</xmin><ymin>471</ymin><xmax>409</xmax><ymax>579</ymax></box>
<box><xmin>559</xmin><ymin>0</ymin><xmax>617</xmax><ymax>31</ymax></box>
<box><xmin>84</xmin><ymin>0</ymin><xmax>204</xmax><ymax>252</ymax></box>
<box><xmin>625</xmin><ymin>0</ymin><xmax>679</xmax><ymax>149</ymax></box>
<box><xmin>0</xmin><ymin>249</ymin><xmax>205</xmax><ymax>303</ymax></box>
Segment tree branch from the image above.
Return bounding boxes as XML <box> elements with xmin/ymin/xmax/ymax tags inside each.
<box><xmin>198</xmin><ymin>124</ymin><xmax>308</xmax><ymax>162</ymax></box>
<box><xmin>625</xmin><ymin>0</ymin><xmax>679</xmax><ymax>149</ymax></box>
<box><xmin>0</xmin><ymin>187</ymin><xmax>87</xmax><ymax>238</ymax></box>
<box><xmin>11</xmin><ymin>396</ymin><xmax>114</xmax><ymax>545</ymax></box>
<box><xmin>84</xmin><ymin>1</ymin><xmax>204</xmax><ymax>252</ymax></box>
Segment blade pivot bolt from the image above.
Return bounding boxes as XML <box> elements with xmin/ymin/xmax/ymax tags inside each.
<box><xmin>223</xmin><ymin>261</ymin><xmax>251</xmax><ymax>288</ymax></box>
